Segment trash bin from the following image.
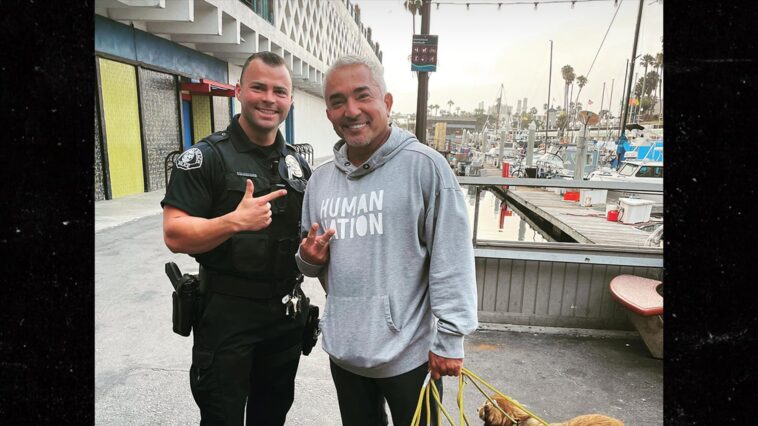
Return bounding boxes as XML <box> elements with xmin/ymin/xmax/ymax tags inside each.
<box><xmin>525</xmin><ymin>167</ymin><xmax>537</xmax><ymax>178</ymax></box>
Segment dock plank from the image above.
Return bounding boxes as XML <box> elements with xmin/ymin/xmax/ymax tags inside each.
<box><xmin>508</xmin><ymin>187</ymin><xmax>658</xmax><ymax>246</ymax></box>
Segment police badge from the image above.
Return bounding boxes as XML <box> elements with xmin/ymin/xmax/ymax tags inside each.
<box><xmin>284</xmin><ymin>155</ymin><xmax>303</xmax><ymax>179</ymax></box>
<box><xmin>176</xmin><ymin>148</ymin><xmax>203</xmax><ymax>170</ymax></box>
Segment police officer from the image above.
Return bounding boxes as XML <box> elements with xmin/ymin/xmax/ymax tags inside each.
<box><xmin>161</xmin><ymin>51</ymin><xmax>311</xmax><ymax>425</ymax></box>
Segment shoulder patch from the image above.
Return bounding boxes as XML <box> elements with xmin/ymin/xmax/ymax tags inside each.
<box><xmin>176</xmin><ymin>148</ymin><xmax>203</xmax><ymax>170</ymax></box>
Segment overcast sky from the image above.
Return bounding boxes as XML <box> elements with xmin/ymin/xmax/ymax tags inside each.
<box><xmin>353</xmin><ymin>0</ymin><xmax>663</xmax><ymax>116</ymax></box>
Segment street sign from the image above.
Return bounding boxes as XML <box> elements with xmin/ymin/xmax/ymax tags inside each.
<box><xmin>411</xmin><ymin>34</ymin><xmax>438</xmax><ymax>72</ymax></box>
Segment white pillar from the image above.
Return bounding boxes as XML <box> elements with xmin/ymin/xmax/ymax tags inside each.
<box><xmin>574</xmin><ymin>123</ymin><xmax>587</xmax><ymax>180</ymax></box>
<box><xmin>527</xmin><ymin>121</ymin><xmax>536</xmax><ymax>167</ymax></box>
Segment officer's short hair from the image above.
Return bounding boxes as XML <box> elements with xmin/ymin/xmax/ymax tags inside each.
<box><xmin>324</xmin><ymin>55</ymin><xmax>386</xmax><ymax>98</ymax></box>
<box><xmin>240</xmin><ymin>52</ymin><xmax>292</xmax><ymax>84</ymax></box>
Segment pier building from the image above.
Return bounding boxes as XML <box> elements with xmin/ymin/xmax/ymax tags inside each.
<box><xmin>95</xmin><ymin>0</ymin><xmax>383</xmax><ymax>200</ymax></box>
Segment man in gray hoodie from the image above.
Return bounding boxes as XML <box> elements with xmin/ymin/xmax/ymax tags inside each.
<box><xmin>295</xmin><ymin>55</ymin><xmax>478</xmax><ymax>425</ymax></box>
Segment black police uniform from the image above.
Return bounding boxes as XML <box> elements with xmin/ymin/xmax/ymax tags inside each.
<box><xmin>161</xmin><ymin>114</ymin><xmax>311</xmax><ymax>425</ymax></box>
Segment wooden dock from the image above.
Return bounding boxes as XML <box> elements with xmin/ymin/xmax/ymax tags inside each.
<box><xmin>506</xmin><ymin>187</ymin><xmax>658</xmax><ymax>246</ymax></box>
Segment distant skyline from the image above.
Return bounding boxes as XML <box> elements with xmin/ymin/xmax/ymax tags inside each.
<box><xmin>354</xmin><ymin>0</ymin><xmax>663</xmax><ymax>116</ymax></box>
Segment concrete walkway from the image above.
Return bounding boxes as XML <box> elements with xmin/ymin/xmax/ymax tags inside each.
<box><xmin>95</xmin><ymin>189</ymin><xmax>166</xmax><ymax>233</ymax></box>
<box><xmin>95</xmin><ymin>191</ymin><xmax>662</xmax><ymax>425</ymax></box>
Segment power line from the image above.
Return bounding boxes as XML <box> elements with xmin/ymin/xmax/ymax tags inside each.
<box><xmin>432</xmin><ymin>0</ymin><xmax>613</xmax><ymax>7</ymax></box>
<box><xmin>574</xmin><ymin>0</ymin><xmax>624</xmax><ymax>104</ymax></box>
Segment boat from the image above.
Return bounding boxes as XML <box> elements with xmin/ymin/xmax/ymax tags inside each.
<box><xmin>530</xmin><ymin>143</ymin><xmax>600</xmax><ymax>179</ymax></box>
<box><xmin>587</xmin><ymin>159</ymin><xmax>663</xmax><ymax>214</ymax></box>
<box><xmin>624</xmin><ymin>138</ymin><xmax>663</xmax><ymax>162</ymax></box>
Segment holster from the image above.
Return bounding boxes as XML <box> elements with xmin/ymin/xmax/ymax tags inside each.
<box><xmin>166</xmin><ymin>262</ymin><xmax>202</xmax><ymax>337</ymax></box>
<box><xmin>301</xmin><ymin>304</ymin><xmax>320</xmax><ymax>356</ymax></box>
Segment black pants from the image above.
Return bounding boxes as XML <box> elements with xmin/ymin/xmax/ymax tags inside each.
<box><xmin>190</xmin><ymin>291</ymin><xmax>307</xmax><ymax>425</ymax></box>
<box><xmin>330</xmin><ymin>360</ymin><xmax>443</xmax><ymax>426</ymax></box>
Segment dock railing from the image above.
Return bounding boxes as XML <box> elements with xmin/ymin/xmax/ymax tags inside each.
<box><xmin>456</xmin><ymin>176</ymin><xmax>663</xmax><ymax>329</ymax></box>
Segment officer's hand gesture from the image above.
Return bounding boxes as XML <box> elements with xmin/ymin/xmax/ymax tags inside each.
<box><xmin>299</xmin><ymin>223</ymin><xmax>335</xmax><ymax>265</ymax></box>
<box><xmin>234</xmin><ymin>179</ymin><xmax>287</xmax><ymax>231</ymax></box>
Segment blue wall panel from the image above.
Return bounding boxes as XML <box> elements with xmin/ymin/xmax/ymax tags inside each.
<box><xmin>95</xmin><ymin>15</ymin><xmax>227</xmax><ymax>82</ymax></box>
<box><xmin>94</xmin><ymin>15</ymin><xmax>136</xmax><ymax>60</ymax></box>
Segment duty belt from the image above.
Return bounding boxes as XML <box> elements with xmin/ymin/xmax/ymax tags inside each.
<box><xmin>199</xmin><ymin>266</ymin><xmax>299</xmax><ymax>299</ymax></box>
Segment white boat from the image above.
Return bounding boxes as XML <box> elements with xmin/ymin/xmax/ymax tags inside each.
<box><xmin>588</xmin><ymin>160</ymin><xmax>663</xmax><ymax>214</ymax></box>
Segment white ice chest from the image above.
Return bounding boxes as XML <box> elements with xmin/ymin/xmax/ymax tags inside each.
<box><xmin>619</xmin><ymin>197</ymin><xmax>654</xmax><ymax>224</ymax></box>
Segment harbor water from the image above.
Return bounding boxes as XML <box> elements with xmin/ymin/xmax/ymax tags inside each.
<box><xmin>462</xmin><ymin>185</ymin><xmax>548</xmax><ymax>243</ymax></box>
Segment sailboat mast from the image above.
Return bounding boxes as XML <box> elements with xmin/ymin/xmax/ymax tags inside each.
<box><xmin>619</xmin><ymin>0</ymin><xmax>645</xmax><ymax>139</ymax></box>
<box><xmin>496</xmin><ymin>84</ymin><xmax>504</xmax><ymax>165</ymax></box>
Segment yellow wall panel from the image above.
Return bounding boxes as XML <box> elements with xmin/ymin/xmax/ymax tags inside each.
<box><xmin>191</xmin><ymin>95</ymin><xmax>212</xmax><ymax>144</ymax></box>
<box><xmin>99</xmin><ymin>58</ymin><xmax>145</xmax><ymax>198</ymax></box>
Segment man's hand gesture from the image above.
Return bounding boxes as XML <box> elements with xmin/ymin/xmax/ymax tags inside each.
<box><xmin>233</xmin><ymin>179</ymin><xmax>287</xmax><ymax>231</ymax></box>
<box><xmin>299</xmin><ymin>223</ymin><xmax>336</xmax><ymax>265</ymax></box>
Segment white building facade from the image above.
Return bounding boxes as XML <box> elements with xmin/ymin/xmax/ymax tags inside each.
<box><xmin>95</xmin><ymin>0</ymin><xmax>382</xmax><ymax>199</ymax></box>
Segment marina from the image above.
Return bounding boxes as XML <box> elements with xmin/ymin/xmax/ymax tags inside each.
<box><xmin>504</xmin><ymin>186</ymin><xmax>659</xmax><ymax>246</ymax></box>
<box><xmin>461</xmin><ymin>172</ymin><xmax>663</xmax><ymax>248</ymax></box>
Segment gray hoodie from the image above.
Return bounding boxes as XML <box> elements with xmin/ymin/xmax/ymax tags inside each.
<box><xmin>296</xmin><ymin>124</ymin><xmax>478</xmax><ymax>378</ymax></box>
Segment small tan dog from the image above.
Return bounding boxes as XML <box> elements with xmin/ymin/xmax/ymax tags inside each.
<box><xmin>478</xmin><ymin>395</ymin><xmax>624</xmax><ymax>426</ymax></box>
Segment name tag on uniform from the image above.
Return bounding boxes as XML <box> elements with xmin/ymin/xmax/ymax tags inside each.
<box><xmin>236</xmin><ymin>172</ymin><xmax>258</xmax><ymax>178</ymax></box>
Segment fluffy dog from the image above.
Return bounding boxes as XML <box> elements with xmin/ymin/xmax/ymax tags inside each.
<box><xmin>478</xmin><ymin>395</ymin><xmax>624</xmax><ymax>426</ymax></box>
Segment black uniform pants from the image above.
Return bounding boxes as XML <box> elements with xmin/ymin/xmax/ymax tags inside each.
<box><xmin>329</xmin><ymin>360</ymin><xmax>442</xmax><ymax>426</ymax></box>
<box><xmin>190</xmin><ymin>291</ymin><xmax>307</xmax><ymax>425</ymax></box>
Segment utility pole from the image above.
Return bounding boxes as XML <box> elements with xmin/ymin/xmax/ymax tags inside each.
<box><xmin>546</xmin><ymin>40</ymin><xmax>553</xmax><ymax>151</ymax></box>
<box><xmin>414</xmin><ymin>0</ymin><xmax>431</xmax><ymax>144</ymax></box>
<box><xmin>619</xmin><ymin>0</ymin><xmax>645</xmax><ymax>140</ymax></box>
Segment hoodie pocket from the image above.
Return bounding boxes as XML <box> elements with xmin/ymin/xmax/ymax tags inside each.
<box><xmin>321</xmin><ymin>295</ymin><xmax>405</xmax><ymax>369</ymax></box>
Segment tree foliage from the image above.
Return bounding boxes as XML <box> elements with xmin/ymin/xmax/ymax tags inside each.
<box><xmin>561</xmin><ymin>65</ymin><xmax>575</xmax><ymax>112</ymax></box>
<box><xmin>633</xmin><ymin>71</ymin><xmax>660</xmax><ymax>97</ymax></box>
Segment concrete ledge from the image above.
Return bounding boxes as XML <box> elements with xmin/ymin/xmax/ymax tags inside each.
<box><xmin>477</xmin><ymin>322</ymin><xmax>638</xmax><ymax>339</ymax></box>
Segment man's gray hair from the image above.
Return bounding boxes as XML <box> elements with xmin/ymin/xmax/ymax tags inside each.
<box><xmin>323</xmin><ymin>55</ymin><xmax>387</xmax><ymax>98</ymax></box>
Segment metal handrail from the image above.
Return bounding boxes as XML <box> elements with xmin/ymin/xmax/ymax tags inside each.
<box><xmin>458</xmin><ymin>176</ymin><xmax>662</xmax><ymax>193</ymax></box>
<box><xmin>292</xmin><ymin>143</ymin><xmax>314</xmax><ymax>165</ymax></box>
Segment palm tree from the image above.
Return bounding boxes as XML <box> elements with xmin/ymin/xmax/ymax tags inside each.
<box><xmin>575</xmin><ymin>75</ymin><xmax>588</xmax><ymax>126</ymax></box>
<box><xmin>561</xmin><ymin>65</ymin><xmax>575</xmax><ymax>113</ymax></box>
<box><xmin>641</xmin><ymin>54</ymin><xmax>655</xmax><ymax>80</ymax></box>
<box><xmin>447</xmin><ymin>100</ymin><xmax>454</xmax><ymax>114</ymax></box>
<box><xmin>556</xmin><ymin>112</ymin><xmax>568</xmax><ymax>137</ymax></box>
<box><xmin>635</xmin><ymin>71</ymin><xmax>659</xmax><ymax>115</ymax></box>
<box><xmin>430</xmin><ymin>104</ymin><xmax>439</xmax><ymax>117</ymax></box>
<box><xmin>403</xmin><ymin>0</ymin><xmax>422</xmax><ymax>34</ymax></box>
<box><xmin>639</xmin><ymin>54</ymin><xmax>655</xmax><ymax>116</ymax></box>
<box><xmin>576</xmin><ymin>75</ymin><xmax>588</xmax><ymax>100</ymax></box>
<box><xmin>654</xmin><ymin>52</ymin><xmax>663</xmax><ymax>113</ymax></box>
<box><xmin>634</xmin><ymin>72</ymin><xmax>658</xmax><ymax>99</ymax></box>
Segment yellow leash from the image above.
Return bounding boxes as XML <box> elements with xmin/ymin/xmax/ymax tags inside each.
<box><xmin>411</xmin><ymin>367</ymin><xmax>551</xmax><ymax>426</ymax></box>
